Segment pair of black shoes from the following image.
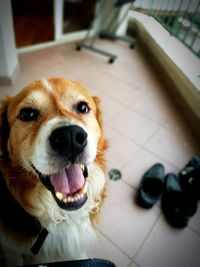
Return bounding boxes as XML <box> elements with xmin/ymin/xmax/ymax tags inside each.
<box><xmin>136</xmin><ymin>156</ymin><xmax>200</xmax><ymax>228</ymax></box>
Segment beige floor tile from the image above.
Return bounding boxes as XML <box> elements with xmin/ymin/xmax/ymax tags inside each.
<box><xmin>189</xmin><ymin>202</ymin><xmax>200</xmax><ymax>235</ymax></box>
<box><xmin>134</xmin><ymin>87</ymin><xmax>198</xmax><ymax>136</ymax></box>
<box><xmin>121</xmin><ymin>148</ymin><xmax>179</xmax><ymax>189</ymax></box>
<box><xmin>132</xmin><ymin>88</ymin><xmax>176</xmax><ymax>125</ymax></box>
<box><xmin>86</xmin><ymin>71</ymin><xmax>146</xmax><ymax>107</ymax></box>
<box><xmin>94</xmin><ymin>39</ymin><xmax>136</xmax><ymax>57</ymax></box>
<box><xmin>104</xmin><ymin>126</ymin><xmax>141</xmax><ymax>170</ymax></box>
<box><xmin>126</xmin><ymin>65</ymin><xmax>163</xmax><ymax>94</ymax></box>
<box><xmin>129</xmin><ymin>262</ymin><xmax>140</xmax><ymax>267</ymax></box>
<box><xmin>145</xmin><ymin>126</ymin><xmax>200</xmax><ymax>169</ymax></box>
<box><xmin>89</xmin><ymin>231</ymin><xmax>131</xmax><ymax>267</ymax></box>
<box><xmin>110</xmin><ymin>84</ymin><xmax>146</xmax><ymax>107</ymax></box>
<box><xmin>135</xmin><ymin>215</ymin><xmax>200</xmax><ymax>267</ymax></box>
<box><xmin>100</xmin><ymin>95</ymin><xmax>127</xmax><ymax>124</ymax></box>
<box><xmin>93</xmin><ymin>42</ymin><xmax>161</xmax><ymax>94</ymax></box>
<box><xmin>98</xmin><ymin>180</ymin><xmax>161</xmax><ymax>258</ymax></box>
<box><xmin>160</xmin><ymin>106</ymin><xmax>191</xmax><ymax>134</ymax></box>
<box><xmin>112</xmin><ymin>109</ymin><xmax>158</xmax><ymax>146</ymax></box>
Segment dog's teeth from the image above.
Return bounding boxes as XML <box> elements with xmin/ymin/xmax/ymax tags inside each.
<box><xmin>74</xmin><ymin>196</ymin><xmax>78</xmax><ymax>201</ymax></box>
<box><xmin>67</xmin><ymin>196</ymin><xmax>77</xmax><ymax>203</ymax></box>
<box><xmin>74</xmin><ymin>193</ymin><xmax>81</xmax><ymax>200</ymax></box>
<box><xmin>79</xmin><ymin>193</ymin><xmax>84</xmax><ymax>199</ymax></box>
<box><xmin>82</xmin><ymin>181</ymin><xmax>88</xmax><ymax>194</ymax></box>
<box><xmin>79</xmin><ymin>181</ymin><xmax>88</xmax><ymax>195</ymax></box>
<box><xmin>55</xmin><ymin>184</ymin><xmax>87</xmax><ymax>204</ymax></box>
<box><xmin>67</xmin><ymin>196</ymin><xmax>73</xmax><ymax>202</ymax></box>
<box><xmin>55</xmin><ymin>192</ymin><xmax>63</xmax><ymax>201</ymax></box>
<box><xmin>80</xmin><ymin>164</ymin><xmax>84</xmax><ymax>171</ymax></box>
<box><xmin>70</xmin><ymin>197</ymin><xmax>75</xmax><ymax>202</ymax></box>
<box><xmin>76</xmin><ymin>195</ymin><xmax>80</xmax><ymax>200</ymax></box>
<box><xmin>63</xmin><ymin>197</ymin><xmax>68</xmax><ymax>203</ymax></box>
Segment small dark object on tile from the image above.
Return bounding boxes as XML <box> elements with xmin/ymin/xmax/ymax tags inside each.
<box><xmin>108</xmin><ymin>169</ymin><xmax>122</xmax><ymax>181</ymax></box>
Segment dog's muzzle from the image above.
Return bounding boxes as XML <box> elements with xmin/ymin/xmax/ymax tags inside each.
<box><xmin>31</xmin><ymin>125</ymin><xmax>89</xmax><ymax>211</ymax></box>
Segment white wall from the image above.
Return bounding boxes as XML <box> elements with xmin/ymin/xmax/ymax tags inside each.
<box><xmin>0</xmin><ymin>0</ymin><xmax>19</xmax><ymax>81</ymax></box>
<box><xmin>54</xmin><ymin>0</ymin><xmax>63</xmax><ymax>40</ymax></box>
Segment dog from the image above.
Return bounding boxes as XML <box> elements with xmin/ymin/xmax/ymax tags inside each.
<box><xmin>0</xmin><ymin>78</ymin><xmax>107</xmax><ymax>266</ymax></box>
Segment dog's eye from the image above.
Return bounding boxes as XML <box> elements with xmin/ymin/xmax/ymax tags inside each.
<box><xmin>76</xmin><ymin>101</ymin><xmax>90</xmax><ymax>114</ymax></box>
<box><xmin>18</xmin><ymin>108</ymin><xmax>39</xmax><ymax>121</ymax></box>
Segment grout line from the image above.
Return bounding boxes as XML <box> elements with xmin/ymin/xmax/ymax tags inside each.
<box><xmin>96</xmin><ymin>80</ymin><xmax>161</xmax><ymax>124</ymax></box>
<box><xmin>132</xmin><ymin>212</ymin><xmax>162</xmax><ymax>261</ymax></box>
<box><xmin>188</xmin><ymin>226</ymin><xmax>200</xmax><ymax>237</ymax></box>
<box><xmin>98</xmin><ymin>82</ymin><xmax>196</xmax><ymax>140</ymax></box>
<box><xmin>128</xmin><ymin>260</ymin><xmax>141</xmax><ymax>267</ymax></box>
<box><xmin>105</xmin><ymin>123</ymin><xmax>144</xmax><ymax>149</ymax></box>
<box><xmin>97</xmin><ymin>229</ymin><xmax>133</xmax><ymax>261</ymax></box>
<box><xmin>142</xmin><ymin>146</ymin><xmax>181</xmax><ymax>171</ymax></box>
<box><xmin>105</xmin><ymin>106</ymin><xmax>129</xmax><ymax>126</ymax></box>
<box><xmin>105</xmin><ymin>121</ymin><xmax>184</xmax><ymax>186</ymax></box>
<box><xmin>105</xmin><ymin>94</ymin><xmax>194</xmax><ymax>145</ymax></box>
<box><xmin>99</xmin><ymin>91</ymin><xmax>150</xmax><ymax>117</ymax></box>
<box><xmin>121</xmin><ymin>179</ymin><xmax>137</xmax><ymax>190</ymax></box>
<box><xmin>141</xmin><ymin>125</ymin><xmax>160</xmax><ymax>148</ymax></box>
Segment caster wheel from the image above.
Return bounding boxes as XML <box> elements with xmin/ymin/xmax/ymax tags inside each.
<box><xmin>108</xmin><ymin>58</ymin><xmax>115</xmax><ymax>64</ymax></box>
<box><xmin>76</xmin><ymin>45</ymin><xmax>81</xmax><ymax>51</ymax></box>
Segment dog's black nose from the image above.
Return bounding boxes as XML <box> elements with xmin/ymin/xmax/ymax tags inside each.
<box><xmin>49</xmin><ymin>125</ymin><xmax>87</xmax><ymax>161</ymax></box>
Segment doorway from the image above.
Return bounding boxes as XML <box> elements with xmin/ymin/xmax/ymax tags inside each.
<box><xmin>11</xmin><ymin>0</ymin><xmax>54</xmax><ymax>48</ymax></box>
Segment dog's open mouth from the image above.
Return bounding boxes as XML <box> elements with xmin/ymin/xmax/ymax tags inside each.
<box><xmin>31</xmin><ymin>164</ymin><xmax>88</xmax><ymax>211</ymax></box>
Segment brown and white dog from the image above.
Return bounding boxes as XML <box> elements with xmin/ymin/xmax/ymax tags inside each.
<box><xmin>0</xmin><ymin>78</ymin><xmax>107</xmax><ymax>266</ymax></box>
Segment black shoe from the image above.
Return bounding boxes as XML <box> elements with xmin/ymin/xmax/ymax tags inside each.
<box><xmin>162</xmin><ymin>173</ymin><xmax>198</xmax><ymax>229</ymax></box>
<box><xmin>136</xmin><ymin>163</ymin><xmax>165</xmax><ymax>209</ymax></box>
<box><xmin>179</xmin><ymin>156</ymin><xmax>200</xmax><ymax>199</ymax></box>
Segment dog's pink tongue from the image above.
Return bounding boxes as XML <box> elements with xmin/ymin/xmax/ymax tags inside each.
<box><xmin>50</xmin><ymin>164</ymin><xmax>84</xmax><ymax>194</ymax></box>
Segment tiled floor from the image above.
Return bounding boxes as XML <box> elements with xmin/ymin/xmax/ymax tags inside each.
<box><xmin>0</xmin><ymin>39</ymin><xmax>200</xmax><ymax>267</ymax></box>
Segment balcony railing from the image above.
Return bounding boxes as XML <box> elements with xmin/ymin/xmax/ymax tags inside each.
<box><xmin>132</xmin><ymin>0</ymin><xmax>200</xmax><ymax>58</ymax></box>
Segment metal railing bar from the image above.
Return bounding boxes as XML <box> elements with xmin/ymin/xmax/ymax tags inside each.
<box><xmin>179</xmin><ymin>0</ymin><xmax>193</xmax><ymax>41</ymax></box>
<box><xmin>175</xmin><ymin>0</ymin><xmax>187</xmax><ymax>38</ymax></box>
<box><xmin>166</xmin><ymin>0</ymin><xmax>180</xmax><ymax>32</ymax></box>
<box><xmin>187</xmin><ymin>1</ymin><xmax>200</xmax><ymax>47</ymax></box>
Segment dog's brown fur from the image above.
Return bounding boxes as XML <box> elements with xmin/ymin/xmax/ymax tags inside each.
<box><xmin>0</xmin><ymin>78</ymin><xmax>107</xmax><ymax>265</ymax></box>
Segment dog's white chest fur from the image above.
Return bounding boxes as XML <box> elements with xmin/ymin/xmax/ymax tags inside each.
<box><xmin>36</xmin><ymin>216</ymin><xmax>96</xmax><ymax>263</ymax></box>
<box><xmin>30</xmin><ymin>163</ymin><xmax>104</xmax><ymax>264</ymax></box>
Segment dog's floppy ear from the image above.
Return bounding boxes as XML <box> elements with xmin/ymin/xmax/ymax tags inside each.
<box><xmin>92</xmin><ymin>96</ymin><xmax>108</xmax><ymax>172</ymax></box>
<box><xmin>0</xmin><ymin>97</ymin><xmax>12</xmax><ymax>159</ymax></box>
<box><xmin>92</xmin><ymin>96</ymin><xmax>103</xmax><ymax>129</ymax></box>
